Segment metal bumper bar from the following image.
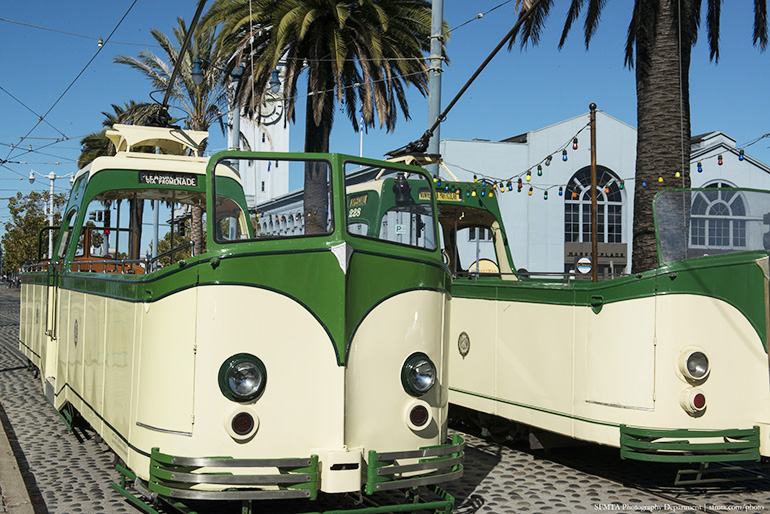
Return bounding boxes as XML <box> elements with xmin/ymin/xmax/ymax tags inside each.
<box><xmin>365</xmin><ymin>434</ymin><xmax>465</xmax><ymax>494</ymax></box>
<box><xmin>148</xmin><ymin>447</ymin><xmax>319</xmax><ymax>501</ymax></box>
<box><xmin>620</xmin><ymin>425</ymin><xmax>761</xmax><ymax>463</ymax></box>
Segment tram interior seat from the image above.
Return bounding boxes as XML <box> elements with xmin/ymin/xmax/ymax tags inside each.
<box><xmin>468</xmin><ymin>258</ymin><xmax>500</xmax><ymax>275</ymax></box>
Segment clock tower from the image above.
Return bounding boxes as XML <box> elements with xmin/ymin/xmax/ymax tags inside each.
<box><xmin>231</xmin><ymin>65</ymin><xmax>290</xmax><ymax>208</ymax></box>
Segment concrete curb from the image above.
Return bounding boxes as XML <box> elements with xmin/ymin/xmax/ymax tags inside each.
<box><xmin>0</xmin><ymin>401</ymin><xmax>33</xmax><ymax>514</ymax></box>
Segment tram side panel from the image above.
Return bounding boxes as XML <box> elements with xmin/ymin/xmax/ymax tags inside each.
<box><xmin>126</xmin><ymin>286</ymin><xmax>197</xmax><ymax>473</ymax></box>
<box><xmin>572</xmin><ymin>284</ymin><xmax>657</xmax><ymax>447</ymax></box>
<box><xmin>19</xmin><ymin>279</ymin><xmax>45</xmax><ymax>369</ymax></box>
<box><xmin>448</xmin><ymin>285</ymin><xmax>577</xmax><ymax>438</ymax></box>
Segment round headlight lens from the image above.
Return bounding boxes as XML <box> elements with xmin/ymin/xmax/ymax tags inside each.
<box><xmin>218</xmin><ymin>354</ymin><xmax>267</xmax><ymax>402</ymax></box>
<box><xmin>401</xmin><ymin>353</ymin><xmax>436</xmax><ymax>396</ymax></box>
<box><xmin>685</xmin><ymin>351</ymin><xmax>709</xmax><ymax>380</ymax></box>
<box><xmin>229</xmin><ymin>362</ymin><xmax>263</xmax><ymax>398</ymax></box>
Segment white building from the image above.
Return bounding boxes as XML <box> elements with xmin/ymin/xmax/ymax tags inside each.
<box><xmin>441</xmin><ymin>111</ymin><xmax>770</xmax><ymax>275</ymax></box>
<box><xmin>228</xmin><ymin>65</ymin><xmax>291</xmax><ymax>208</ymax></box>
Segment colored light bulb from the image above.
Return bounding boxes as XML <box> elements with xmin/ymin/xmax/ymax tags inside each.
<box><xmin>718</xmin><ymin>154</ymin><xmax>723</xmax><ymax>165</ymax></box>
<box><xmin>573</xmin><ymin>138</ymin><xmax>578</xmax><ymax>150</ymax></box>
<box><xmin>537</xmin><ymin>165</ymin><xmax>543</xmax><ymax>176</ymax></box>
<box><xmin>558</xmin><ymin>186</ymin><xmax>563</xmax><ymax>196</ymax></box>
<box><xmin>697</xmin><ymin>162</ymin><xmax>703</xmax><ymax>173</ymax></box>
<box><xmin>562</xmin><ymin>149</ymin><xmax>568</xmax><ymax>161</ymax></box>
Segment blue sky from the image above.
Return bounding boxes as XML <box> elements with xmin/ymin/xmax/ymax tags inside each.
<box><xmin>1</xmin><ymin>1</ymin><xmax>768</xmax><ymax>228</ymax></box>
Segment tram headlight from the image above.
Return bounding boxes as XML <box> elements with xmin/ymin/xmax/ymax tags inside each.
<box><xmin>218</xmin><ymin>354</ymin><xmax>266</xmax><ymax>402</ymax></box>
<box><xmin>678</xmin><ymin>348</ymin><xmax>710</xmax><ymax>382</ymax></box>
<box><xmin>401</xmin><ymin>353</ymin><xmax>436</xmax><ymax>397</ymax></box>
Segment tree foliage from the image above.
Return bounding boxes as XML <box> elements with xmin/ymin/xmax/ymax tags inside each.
<box><xmin>202</xmin><ymin>0</ymin><xmax>446</xmax><ymax>153</ymax></box>
<box><xmin>2</xmin><ymin>191</ymin><xmax>67</xmax><ymax>272</ymax></box>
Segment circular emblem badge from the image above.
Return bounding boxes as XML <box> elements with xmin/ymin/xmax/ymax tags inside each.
<box><xmin>458</xmin><ymin>332</ymin><xmax>470</xmax><ymax>358</ymax></box>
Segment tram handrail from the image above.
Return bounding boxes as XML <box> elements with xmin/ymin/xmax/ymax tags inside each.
<box><xmin>146</xmin><ymin>241</ymin><xmax>194</xmax><ymax>271</ymax></box>
<box><xmin>452</xmin><ymin>270</ymin><xmax>632</xmax><ymax>283</ymax></box>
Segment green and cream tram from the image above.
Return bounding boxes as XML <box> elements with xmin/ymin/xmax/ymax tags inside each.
<box><xmin>19</xmin><ymin>124</ymin><xmax>463</xmax><ymax>513</ymax></box>
<box><xmin>435</xmin><ymin>179</ymin><xmax>770</xmax><ymax>470</ymax></box>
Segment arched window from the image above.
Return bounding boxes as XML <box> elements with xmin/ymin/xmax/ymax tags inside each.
<box><xmin>690</xmin><ymin>181</ymin><xmax>746</xmax><ymax>248</ymax></box>
<box><xmin>564</xmin><ymin>166</ymin><xmax>623</xmax><ymax>243</ymax></box>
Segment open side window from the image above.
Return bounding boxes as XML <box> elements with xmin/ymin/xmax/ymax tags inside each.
<box><xmin>71</xmin><ymin>187</ymin><xmax>205</xmax><ymax>274</ymax></box>
<box><xmin>438</xmin><ymin>205</ymin><xmax>516</xmax><ymax>280</ymax></box>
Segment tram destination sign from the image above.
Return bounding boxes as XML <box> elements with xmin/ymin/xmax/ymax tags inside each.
<box><xmin>139</xmin><ymin>171</ymin><xmax>199</xmax><ymax>187</ymax></box>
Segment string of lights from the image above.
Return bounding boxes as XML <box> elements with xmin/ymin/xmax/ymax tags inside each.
<box><xmin>437</xmin><ymin>123</ymin><xmax>592</xmax><ymax>198</ymax></box>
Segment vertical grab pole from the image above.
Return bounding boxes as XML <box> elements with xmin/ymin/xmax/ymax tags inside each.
<box><xmin>590</xmin><ymin>103</ymin><xmax>599</xmax><ymax>283</ymax></box>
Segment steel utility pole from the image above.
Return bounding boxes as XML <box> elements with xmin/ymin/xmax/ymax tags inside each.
<box><xmin>426</xmin><ymin>0</ymin><xmax>444</xmax><ymax>175</ymax></box>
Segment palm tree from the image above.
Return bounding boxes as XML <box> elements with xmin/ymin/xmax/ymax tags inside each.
<box><xmin>203</xmin><ymin>0</ymin><xmax>444</xmax><ymax>232</ymax></box>
<box><xmin>115</xmin><ymin>18</ymin><xmax>231</xmax><ymax>254</ymax></box>
<box><xmin>78</xmin><ymin>100</ymin><xmax>158</xmax><ymax>168</ymax></box>
<box><xmin>510</xmin><ymin>0</ymin><xmax>767</xmax><ymax>272</ymax></box>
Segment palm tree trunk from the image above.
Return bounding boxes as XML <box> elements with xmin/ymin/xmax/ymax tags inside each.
<box><xmin>191</xmin><ymin>205</ymin><xmax>203</xmax><ymax>255</ymax></box>
<box><xmin>303</xmin><ymin>89</ymin><xmax>334</xmax><ymax>234</ymax></box>
<box><xmin>631</xmin><ymin>0</ymin><xmax>692</xmax><ymax>273</ymax></box>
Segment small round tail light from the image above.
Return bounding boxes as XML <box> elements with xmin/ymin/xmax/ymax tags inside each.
<box><xmin>225</xmin><ymin>408</ymin><xmax>259</xmax><ymax>440</ymax></box>
<box><xmin>404</xmin><ymin>400</ymin><xmax>433</xmax><ymax>431</ymax></box>
<box><xmin>232</xmin><ymin>412</ymin><xmax>255</xmax><ymax>435</ymax></box>
<box><xmin>409</xmin><ymin>405</ymin><xmax>429</xmax><ymax>427</ymax></box>
<box><xmin>680</xmin><ymin>388</ymin><xmax>707</xmax><ymax>415</ymax></box>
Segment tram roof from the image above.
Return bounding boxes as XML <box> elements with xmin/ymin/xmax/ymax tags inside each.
<box><xmin>75</xmin><ymin>124</ymin><xmax>241</xmax><ymax>185</ymax></box>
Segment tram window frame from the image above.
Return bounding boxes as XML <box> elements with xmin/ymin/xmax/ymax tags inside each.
<box><xmin>210</xmin><ymin>156</ymin><xmax>334</xmax><ymax>244</ymax></box>
<box><xmin>343</xmin><ymin>160</ymin><xmax>438</xmax><ymax>252</ymax></box>
<box><xmin>69</xmin><ymin>186</ymin><xmax>207</xmax><ymax>272</ymax></box>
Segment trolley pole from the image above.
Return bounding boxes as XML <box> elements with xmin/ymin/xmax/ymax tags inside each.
<box><xmin>590</xmin><ymin>103</ymin><xmax>598</xmax><ymax>283</ymax></box>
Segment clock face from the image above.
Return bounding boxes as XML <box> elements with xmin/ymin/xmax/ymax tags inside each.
<box><xmin>260</xmin><ymin>93</ymin><xmax>283</xmax><ymax>125</ymax></box>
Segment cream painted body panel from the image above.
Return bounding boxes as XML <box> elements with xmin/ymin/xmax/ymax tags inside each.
<box><xmin>346</xmin><ymin>290</ymin><xmax>449</xmax><ymax>456</ymax></box>
<box><xmin>450</xmin><ymin>294</ymin><xmax>770</xmax><ymax>453</ymax></box>
<box><xmin>56</xmin><ymin>289</ymin><xmax>138</xmax><ymax>441</ymax></box>
<box><xmin>22</xmin><ymin>276</ymin><xmax>451</xmax><ymax>492</ymax></box>
<box><xmin>19</xmin><ymin>282</ymin><xmax>47</xmax><ymax>368</ymax></box>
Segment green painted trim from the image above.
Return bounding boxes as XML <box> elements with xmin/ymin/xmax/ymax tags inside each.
<box><xmin>449</xmin><ymin>387</ymin><xmax>619</xmax><ymax>429</ymax></box>
<box><xmin>451</xmin><ymin>251</ymin><xmax>769</xmax><ymax>352</ymax></box>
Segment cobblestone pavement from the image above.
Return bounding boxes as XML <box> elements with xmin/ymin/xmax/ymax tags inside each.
<box><xmin>1</xmin><ymin>286</ymin><xmax>770</xmax><ymax>513</ymax></box>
